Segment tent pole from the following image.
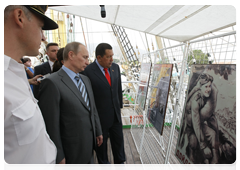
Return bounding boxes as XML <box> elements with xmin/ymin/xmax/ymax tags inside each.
<box><xmin>80</xmin><ymin>17</ymin><xmax>87</xmax><ymax>48</ymax></box>
<box><xmin>164</xmin><ymin>42</ymin><xmax>189</xmax><ymax>164</ymax></box>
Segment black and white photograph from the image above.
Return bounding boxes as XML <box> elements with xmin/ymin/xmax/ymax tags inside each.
<box><xmin>147</xmin><ymin>64</ymin><xmax>173</xmax><ymax>135</ymax></box>
<box><xmin>175</xmin><ymin>64</ymin><xmax>236</xmax><ymax>164</ymax></box>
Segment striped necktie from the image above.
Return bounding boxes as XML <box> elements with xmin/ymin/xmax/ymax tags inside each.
<box><xmin>75</xmin><ymin>75</ymin><xmax>90</xmax><ymax>110</ymax></box>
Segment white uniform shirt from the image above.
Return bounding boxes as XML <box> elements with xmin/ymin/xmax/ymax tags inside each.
<box><xmin>4</xmin><ymin>55</ymin><xmax>57</xmax><ymax>164</ymax></box>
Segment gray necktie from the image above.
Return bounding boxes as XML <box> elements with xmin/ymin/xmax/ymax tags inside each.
<box><xmin>75</xmin><ymin>75</ymin><xmax>90</xmax><ymax>110</ymax></box>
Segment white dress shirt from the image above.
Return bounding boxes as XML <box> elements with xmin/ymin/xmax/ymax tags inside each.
<box><xmin>48</xmin><ymin>59</ymin><xmax>54</xmax><ymax>71</ymax></box>
<box><xmin>4</xmin><ymin>55</ymin><xmax>57</xmax><ymax>164</ymax></box>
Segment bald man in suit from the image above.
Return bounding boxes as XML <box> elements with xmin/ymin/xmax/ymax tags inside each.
<box><xmin>38</xmin><ymin>42</ymin><xmax>103</xmax><ymax>164</ymax></box>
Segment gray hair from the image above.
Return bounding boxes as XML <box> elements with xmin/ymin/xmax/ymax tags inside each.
<box><xmin>4</xmin><ymin>5</ymin><xmax>32</xmax><ymax>23</ymax></box>
<box><xmin>63</xmin><ymin>42</ymin><xmax>84</xmax><ymax>61</ymax></box>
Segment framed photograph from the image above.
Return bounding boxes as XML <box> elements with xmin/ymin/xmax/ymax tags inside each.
<box><xmin>136</xmin><ymin>63</ymin><xmax>152</xmax><ymax>110</ymax></box>
<box><xmin>175</xmin><ymin>64</ymin><xmax>236</xmax><ymax>164</ymax></box>
<box><xmin>147</xmin><ymin>64</ymin><xmax>173</xmax><ymax>135</ymax></box>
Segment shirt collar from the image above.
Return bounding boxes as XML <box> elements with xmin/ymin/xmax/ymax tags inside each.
<box><xmin>4</xmin><ymin>55</ymin><xmax>28</xmax><ymax>82</ymax></box>
<box><xmin>61</xmin><ymin>65</ymin><xmax>79</xmax><ymax>81</ymax></box>
<box><xmin>95</xmin><ymin>59</ymin><xmax>104</xmax><ymax>71</ymax></box>
<box><xmin>4</xmin><ymin>55</ymin><xmax>11</xmax><ymax>71</ymax></box>
<box><xmin>48</xmin><ymin>60</ymin><xmax>54</xmax><ymax>70</ymax></box>
<box><xmin>4</xmin><ymin>55</ymin><xmax>24</xmax><ymax>72</ymax></box>
<box><xmin>95</xmin><ymin>59</ymin><xmax>109</xmax><ymax>76</ymax></box>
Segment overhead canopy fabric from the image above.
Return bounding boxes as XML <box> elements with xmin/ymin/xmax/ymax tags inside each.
<box><xmin>49</xmin><ymin>5</ymin><xmax>236</xmax><ymax>42</ymax></box>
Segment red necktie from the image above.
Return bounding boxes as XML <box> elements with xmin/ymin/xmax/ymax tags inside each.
<box><xmin>104</xmin><ymin>68</ymin><xmax>111</xmax><ymax>86</ymax></box>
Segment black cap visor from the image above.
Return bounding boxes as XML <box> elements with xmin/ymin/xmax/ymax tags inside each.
<box><xmin>24</xmin><ymin>5</ymin><xmax>58</xmax><ymax>30</ymax></box>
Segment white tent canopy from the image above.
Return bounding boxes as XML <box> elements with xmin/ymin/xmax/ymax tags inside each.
<box><xmin>49</xmin><ymin>5</ymin><xmax>236</xmax><ymax>42</ymax></box>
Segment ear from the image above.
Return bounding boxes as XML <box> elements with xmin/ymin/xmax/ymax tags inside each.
<box><xmin>13</xmin><ymin>8</ymin><xmax>26</xmax><ymax>29</ymax></box>
<box><xmin>68</xmin><ymin>51</ymin><xmax>75</xmax><ymax>60</ymax></box>
<box><xmin>96</xmin><ymin>55</ymin><xmax>102</xmax><ymax>61</ymax></box>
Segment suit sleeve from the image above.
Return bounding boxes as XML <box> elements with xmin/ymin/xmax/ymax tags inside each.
<box><xmin>38</xmin><ymin>78</ymin><xmax>65</xmax><ymax>163</ymax></box>
<box><xmin>33</xmin><ymin>66</ymin><xmax>41</xmax><ymax>99</ymax></box>
<box><xmin>93</xmin><ymin>98</ymin><xmax>102</xmax><ymax>137</ymax></box>
<box><xmin>117</xmin><ymin>65</ymin><xmax>123</xmax><ymax>108</ymax></box>
<box><xmin>86</xmin><ymin>77</ymin><xmax>102</xmax><ymax>137</ymax></box>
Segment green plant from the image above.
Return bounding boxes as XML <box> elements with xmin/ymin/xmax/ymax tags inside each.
<box><xmin>188</xmin><ymin>50</ymin><xmax>209</xmax><ymax>66</ymax></box>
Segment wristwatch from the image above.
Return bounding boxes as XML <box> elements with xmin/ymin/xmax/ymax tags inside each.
<box><xmin>25</xmin><ymin>67</ymin><xmax>29</xmax><ymax>71</ymax></box>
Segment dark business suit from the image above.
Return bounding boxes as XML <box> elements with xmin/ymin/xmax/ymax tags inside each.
<box><xmin>38</xmin><ymin>68</ymin><xmax>102</xmax><ymax>164</ymax></box>
<box><xmin>84</xmin><ymin>61</ymin><xmax>125</xmax><ymax>164</ymax></box>
<box><xmin>33</xmin><ymin>61</ymin><xmax>51</xmax><ymax>99</ymax></box>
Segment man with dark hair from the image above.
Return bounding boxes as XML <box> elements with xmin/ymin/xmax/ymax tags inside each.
<box><xmin>52</xmin><ymin>47</ymin><xmax>64</xmax><ymax>73</ymax></box>
<box><xmin>84</xmin><ymin>43</ymin><xmax>126</xmax><ymax>164</ymax></box>
<box><xmin>46</xmin><ymin>42</ymin><xmax>59</xmax><ymax>51</ymax></box>
<box><xmin>4</xmin><ymin>5</ymin><xmax>58</xmax><ymax>163</ymax></box>
<box><xmin>33</xmin><ymin>42</ymin><xmax>59</xmax><ymax>99</ymax></box>
<box><xmin>38</xmin><ymin>42</ymin><xmax>103</xmax><ymax>164</ymax></box>
<box><xmin>22</xmin><ymin>58</ymin><xmax>34</xmax><ymax>78</ymax></box>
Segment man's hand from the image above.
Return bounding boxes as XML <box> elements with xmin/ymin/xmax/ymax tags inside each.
<box><xmin>96</xmin><ymin>135</ymin><xmax>103</xmax><ymax>147</ymax></box>
<box><xmin>203</xmin><ymin>147</ymin><xmax>212</xmax><ymax>159</ymax></box>
<box><xmin>28</xmin><ymin>75</ymin><xmax>43</xmax><ymax>85</ymax></box>
<box><xmin>54</xmin><ymin>158</ymin><xmax>66</xmax><ymax>170</ymax></box>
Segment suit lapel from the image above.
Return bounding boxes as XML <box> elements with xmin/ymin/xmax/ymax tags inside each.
<box><xmin>43</xmin><ymin>62</ymin><xmax>51</xmax><ymax>74</ymax></box>
<box><xmin>92</xmin><ymin>62</ymin><xmax>110</xmax><ymax>87</ymax></box>
<box><xmin>58</xmin><ymin>69</ymin><xmax>89</xmax><ymax>110</ymax></box>
<box><xmin>109</xmin><ymin>65</ymin><xmax>115</xmax><ymax>87</ymax></box>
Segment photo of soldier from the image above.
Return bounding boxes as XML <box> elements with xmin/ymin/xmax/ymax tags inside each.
<box><xmin>176</xmin><ymin>64</ymin><xmax>236</xmax><ymax>164</ymax></box>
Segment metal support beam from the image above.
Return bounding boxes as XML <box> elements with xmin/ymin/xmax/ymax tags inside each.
<box><xmin>164</xmin><ymin>42</ymin><xmax>189</xmax><ymax>164</ymax></box>
<box><xmin>155</xmin><ymin>36</ymin><xmax>165</xmax><ymax>61</ymax></box>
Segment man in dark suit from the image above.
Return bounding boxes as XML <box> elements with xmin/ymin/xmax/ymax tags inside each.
<box><xmin>38</xmin><ymin>42</ymin><xmax>103</xmax><ymax>164</ymax></box>
<box><xmin>84</xmin><ymin>43</ymin><xmax>125</xmax><ymax>164</ymax></box>
<box><xmin>33</xmin><ymin>42</ymin><xmax>59</xmax><ymax>99</ymax></box>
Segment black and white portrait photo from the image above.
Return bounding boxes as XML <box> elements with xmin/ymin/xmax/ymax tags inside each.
<box><xmin>176</xmin><ymin>64</ymin><xmax>236</xmax><ymax>164</ymax></box>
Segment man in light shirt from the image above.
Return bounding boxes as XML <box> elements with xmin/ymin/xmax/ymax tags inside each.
<box><xmin>33</xmin><ymin>42</ymin><xmax>59</xmax><ymax>99</ymax></box>
<box><xmin>4</xmin><ymin>5</ymin><xmax>58</xmax><ymax>163</ymax></box>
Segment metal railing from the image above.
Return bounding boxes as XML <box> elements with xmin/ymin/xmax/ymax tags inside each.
<box><xmin>127</xmin><ymin>31</ymin><xmax>236</xmax><ymax>164</ymax></box>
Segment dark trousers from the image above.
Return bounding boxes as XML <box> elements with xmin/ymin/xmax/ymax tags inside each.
<box><xmin>96</xmin><ymin>114</ymin><xmax>125</xmax><ymax>164</ymax></box>
<box><xmin>67</xmin><ymin>154</ymin><xmax>95</xmax><ymax>170</ymax></box>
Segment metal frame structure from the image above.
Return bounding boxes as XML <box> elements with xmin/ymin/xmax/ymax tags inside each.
<box><xmin>111</xmin><ymin>24</ymin><xmax>139</xmax><ymax>68</ymax></box>
<box><xmin>130</xmin><ymin>31</ymin><xmax>236</xmax><ymax>164</ymax></box>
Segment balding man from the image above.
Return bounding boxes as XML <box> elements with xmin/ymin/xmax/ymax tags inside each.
<box><xmin>38</xmin><ymin>42</ymin><xmax>103</xmax><ymax>164</ymax></box>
